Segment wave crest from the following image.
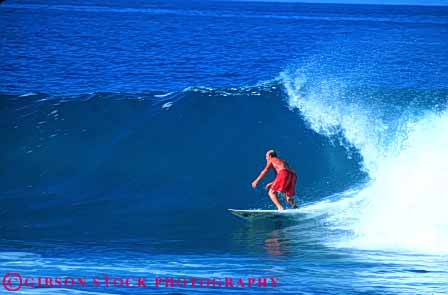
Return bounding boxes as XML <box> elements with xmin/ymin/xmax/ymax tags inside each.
<box><xmin>281</xmin><ymin>67</ymin><xmax>448</xmax><ymax>254</ymax></box>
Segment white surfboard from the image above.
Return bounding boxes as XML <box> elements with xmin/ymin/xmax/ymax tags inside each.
<box><xmin>228</xmin><ymin>208</ymin><xmax>301</xmax><ymax>220</ymax></box>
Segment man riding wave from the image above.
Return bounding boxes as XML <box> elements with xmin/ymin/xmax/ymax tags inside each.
<box><xmin>251</xmin><ymin>150</ymin><xmax>298</xmax><ymax>210</ymax></box>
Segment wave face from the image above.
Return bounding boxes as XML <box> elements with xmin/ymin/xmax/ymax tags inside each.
<box><xmin>2</xmin><ymin>77</ymin><xmax>448</xmax><ymax>256</ymax></box>
<box><xmin>0</xmin><ymin>86</ymin><xmax>364</xmax><ymax>241</ymax></box>
<box><xmin>281</xmin><ymin>67</ymin><xmax>448</xmax><ymax>254</ymax></box>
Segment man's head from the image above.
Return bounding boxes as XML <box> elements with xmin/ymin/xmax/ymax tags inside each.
<box><xmin>266</xmin><ymin>149</ymin><xmax>277</xmax><ymax>160</ymax></box>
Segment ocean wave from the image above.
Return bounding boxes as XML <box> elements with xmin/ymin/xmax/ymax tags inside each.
<box><xmin>3</xmin><ymin>74</ymin><xmax>447</xmax><ymax>254</ymax></box>
<box><xmin>280</xmin><ymin>67</ymin><xmax>448</xmax><ymax>255</ymax></box>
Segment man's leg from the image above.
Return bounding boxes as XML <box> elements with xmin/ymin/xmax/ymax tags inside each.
<box><xmin>268</xmin><ymin>189</ymin><xmax>284</xmax><ymax>210</ymax></box>
<box><xmin>285</xmin><ymin>194</ymin><xmax>298</xmax><ymax>209</ymax></box>
<box><xmin>285</xmin><ymin>172</ymin><xmax>298</xmax><ymax>209</ymax></box>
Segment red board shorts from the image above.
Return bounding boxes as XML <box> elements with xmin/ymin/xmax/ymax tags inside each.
<box><xmin>270</xmin><ymin>169</ymin><xmax>296</xmax><ymax>198</ymax></box>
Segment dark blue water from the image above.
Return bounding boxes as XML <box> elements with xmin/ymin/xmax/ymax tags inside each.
<box><xmin>1</xmin><ymin>1</ymin><xmax>448</xmax><ymax>294</ymax></box>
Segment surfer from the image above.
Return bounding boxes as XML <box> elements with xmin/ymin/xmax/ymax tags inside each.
<box><xmin>251</xmin><ymin>150</ymin><xmax>298</xmax><ymax>210</ymax></box>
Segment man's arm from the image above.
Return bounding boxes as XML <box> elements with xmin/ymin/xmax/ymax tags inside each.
<box><xmin>251</xmin><ymin>161</ymin><xmax>272</xmax><ymax>188</ymax></box>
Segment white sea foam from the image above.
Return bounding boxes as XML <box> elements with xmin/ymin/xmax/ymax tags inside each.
<box><xmin>0</xmin><ymin>251</ymin><xmax>42</xmax><ymax>260</ymax></box>
<box><xmin>19</xmin><ymin>92</ymin><xmax>38</xmax><ymax>97</ymax></box>
<box><xmin>154</xmin><ymin>92</ymin><xmax>175</xmax><ymax>98</ymax></box>
<box><xmin>281</xmin><ymin>69</ymin><xmax>448</xmax><ymax>255</ymax></box>
<box><xmin>161</xmin><ymin>102</ymin><xmax>174</xmax><ymax>109</ymax></box>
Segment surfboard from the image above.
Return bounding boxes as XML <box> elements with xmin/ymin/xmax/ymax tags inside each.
<box><xmin>228</xmin><ymin>209</ymin><xmax>300</xmax><ymax>220</ymax></box>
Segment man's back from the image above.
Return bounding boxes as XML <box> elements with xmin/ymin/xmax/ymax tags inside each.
<box><xmin>270</xmin><ymin>157</ymin><xmax>291</xmax><ymax>173</ymax></box>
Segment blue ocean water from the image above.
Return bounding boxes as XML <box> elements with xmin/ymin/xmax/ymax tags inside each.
<box><xmin>1</xmin><ymin>0</ymin><xmax>448</xmax><ymax>294</ymax></box>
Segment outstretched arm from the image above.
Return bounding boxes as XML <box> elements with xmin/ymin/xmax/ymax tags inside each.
<box><xmin>251</xmin><ymin>161</ymin><xmax>272</xmax><ymax>188</ymax></box>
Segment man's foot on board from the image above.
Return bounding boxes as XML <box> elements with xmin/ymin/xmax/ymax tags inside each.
<box><xmin>286</xmin><ymin>198</ymin><xmax>298</xmax><ymax>209</ymax></box>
